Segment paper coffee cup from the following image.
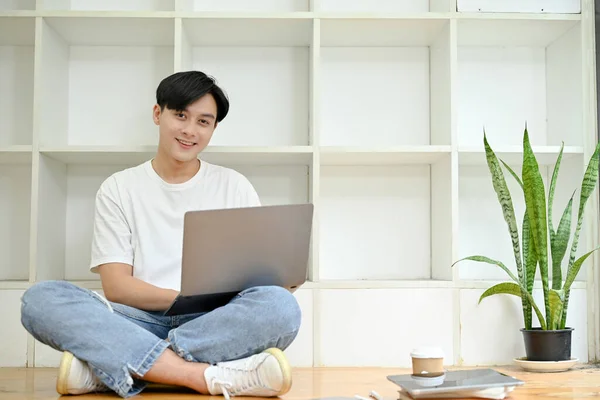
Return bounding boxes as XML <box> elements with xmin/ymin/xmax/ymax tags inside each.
<box><xmin>410</xmin><ymin>347</ymin><xmax>444</xmax><ymax>377</ymax></box>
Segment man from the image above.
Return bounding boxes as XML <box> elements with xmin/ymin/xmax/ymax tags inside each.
<box><xmin>20</xmin><ymin>71</ymin><xmax>301</xmax><ymax>398</ymax></box>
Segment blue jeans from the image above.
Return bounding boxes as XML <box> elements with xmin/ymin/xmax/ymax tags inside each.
<box><xmin>20</xmin><ymin>280</ymin><xmax>301</xmax><ymax>398</ymax></box>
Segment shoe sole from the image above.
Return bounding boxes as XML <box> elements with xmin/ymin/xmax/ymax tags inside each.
<box><xmin>264</xmin><ymin>348</ymin><xmax>292</xmax><ymax>395</ymax></box>
<box><xmin>56</xmin><ymin>351</ymin><xmax>74</xmax><ymax>395</ymax></box>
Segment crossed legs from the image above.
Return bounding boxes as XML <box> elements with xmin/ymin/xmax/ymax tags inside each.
<box><xmin>21</xmin><ymin>281</ymin><xmax>301</xmax><ymax>397</ymax></box>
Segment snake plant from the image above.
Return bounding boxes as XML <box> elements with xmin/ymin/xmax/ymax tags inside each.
<box><xmin>453</xmin><ymin>127</ymin><xmax>600</xmax><ymax>331</ymax></box>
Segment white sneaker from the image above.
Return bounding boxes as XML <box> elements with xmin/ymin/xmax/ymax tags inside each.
<box><xmin>204</xmin><ymin>348</ymin><xmax>292</xmax><ymax>399</ymax></box>
<box><xmin>56</xmin><ymin>351</ymin><xmax>109</xmax><ymax>395</ymax></box>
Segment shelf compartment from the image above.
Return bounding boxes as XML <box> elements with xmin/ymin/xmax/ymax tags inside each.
<box><xmin>42</xmin><ymin>0</ymin><xmax>175</xmax><ymax>11</ymax></box>
<box><xmin>0</xmin><ymin>163</ymin><xmax>31</xmax><ymax>281</ymax></box>
<box><xmin>35</xmin><ymin>155</ymin><xmax>133</xmax><ymax>282</ymax></box>
<box><xmin>456</xmin><ymin>0</ymin><xmax>580</xmax><ymax>14</ymax></box>
<box><xmin>320</xmin><ymin>18</ymin><xmax>451</xmax><ymax>147</ymax></box>
<box><xmin>0</xmin><ymin>0</ymin><xmax>35</xmax><ymax>10</ymax></box>
<box><xmin>40</xmin><ymin>16</ymin><xmax>175</xmax><ymax>45</ymax></box>
<box><xmin>457</xmin><ymin>18</ymin><xmax>582</xmax><ymax>148</ymax></box>
<box><xmin>180</xmin><ymin>17</ymin><xmax>311</xmax><ymax>146</ymax></box>
<box><xmin>315</xmin><ymin>0</ymin><xmax>452</xmax><ymax>13</ymax></box>
<box><xmin>317</xmin><ymin>288</ymin><xmax>454</xmax><ymax>367</ymax></box>
<box><xmin>0</xmin><ymin>146</ymin><xmax>33</xmax><ymax>164</ymax></box>
<box><xmin>320</xmin><ymin>17</ymin><xmax>448</xmax><ymax>47</ymax></box>
<box><xmin>457</xmin><ymin>153</ymin><xmax>589</xmax><ymax>281</ymax></box>
<box><xmin>38</xmin><ymin>16</ymin><xmax>175</xmax><ymax>147</ymax></box>
<box><xmin>456</xmin><ymin>17</ymin><xmax>580</xmax><ymax>46</ymax></box>
<box><xmin>40</xmin><ymin>145</ymin><xmax>313</xmax><ymax>165</ymax></box>
<box><xmin>319</xmin><ymin>152</ymin><xmax>453</xmax><ymax>280</ymax></box>
<box><xmin>230</xmin><ymin>164</ymin><xmax>310</xmax><ymax>206</ymax></box>
<box><xmin>320</xmin><ymin>146</ymin><xmax>451</xmax><ymax>165</ymax></box>
<box><xmin>180</xmin><ymin>17</ymin><xmax>312</xmax><ymax>46</ymax></box>
<box><xmin>0</xmin><ymin>290</ymin><xmax>28</xmax><ymax>367</ymax></box>
<box><xmin>0</xmin><ymin>16</ymin><xmax>35</xmax><ymax>146</ymax></box>
<box><xmin>178</xmin><ymin>0</ymin><xmax>309</xmax><ymax>12</ymax></box>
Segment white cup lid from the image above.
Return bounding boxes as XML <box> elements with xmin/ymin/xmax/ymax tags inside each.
<box><xmin>410</xmin><ymin>347</ymin><xmax>444</xmax><ymax>359</ymax></box>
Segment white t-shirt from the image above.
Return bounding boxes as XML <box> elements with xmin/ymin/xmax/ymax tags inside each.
<box><xmin>89</xmin><ymin>159</ymin><xmax>261</xmax><ymax>291</ymax></box>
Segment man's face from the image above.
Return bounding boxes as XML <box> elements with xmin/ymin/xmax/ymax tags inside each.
<box><xmin>153</xmin><ymin>94</ymin><xmax>218</xmax><ymax>163</ymax></box>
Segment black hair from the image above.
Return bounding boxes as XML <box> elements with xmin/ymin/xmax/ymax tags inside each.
<box><xmin>156</xmin><ymin>71</ymin><xmax>229</xmax><ymax>122</ymax></box>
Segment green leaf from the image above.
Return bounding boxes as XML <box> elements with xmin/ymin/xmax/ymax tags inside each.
<box><xmin>548</xmin><ymin>142</ymin><xmax>565</xmax><ymax>241</ymax></box>
<box><xmin>502</xmin><ymin>155</ymin><xmax>532</xmax><ymax>326</ymax></box>
<box><xmin>521</xmin><ymin>211</ymin><xmax>530</xmax><ymax>282</ymax></box>
<box><xmin>559</xmin><ymin>247</ymin><xmax>600</xmax><ymax>329</ymax></box>
<box><xmin>452</xmin><ymin>255</ymin><xmax>547</xmax><ymax>330</ymax></box>
<box><xmin>522</xmin><ymin>210</ymin><xmax>537</xmax><ymax>329</ymax></box>
<box><xmin>521</xmin><ymin>127</ymin><xmax>551</xmax><ymax>329</ymax></box>
<box><xmin>478</xmin><ymin>282</ymin><xmax>545</xmax><ymax>329</ymax></box>
<box><xmin>479</xmin><ymin>282</ymin><xmax>522</xmax><ymax>302</ymax></box>
<box><xmin>485</xmin><ymin>135</ymin><xmax>531</xmax><ymax>328</ymax></box>
<box><xmin>523</xmin><ymin>211</ymin><xmax>537</xmax><ymax>295</ymax></box>
<box><xmin>561</xmin><ymin>141</ymin><xmax>600</xmax><ymax>328</ymax></box>
<box><xmin>484</xmin><ymin>133</ymin><xmax>524</xmax><ymax>289</ymax></box>
<box><xmin>500</xmin><ymin>159</ymin><xmax>524</xmax><ymax>190</ymax></box>
<box><xmin>549</xmin><ymin>289</ymin><xmax>564</xmax><ymax>330</ymax></box>
<box><xmin>452</xmin><ymin>255</ymin><xmax>519</xmax><ymax>283</ymax></box>
<box><xmin>551</xmin><ymin>192</ymin><xmax>574</xmax><ymax>290</ymax></box>
<box><xmin>563</xmin><ymin>246</ymin><xmax>600</xmax><ymax>292</ymax></box>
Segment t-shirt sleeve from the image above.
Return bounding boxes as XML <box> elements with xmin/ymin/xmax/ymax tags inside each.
<box><xmin>236</xmin><ymin>176</ymin><xmax>261</xmax><ymax>207</ymax></box>
<box><xmin>89</xmin><ymin>176</ymin><xmax>133</xmax><ymax>273</ymax></box>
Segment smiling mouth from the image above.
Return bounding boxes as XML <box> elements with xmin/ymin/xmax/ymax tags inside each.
<box><xmin>176</xmin><ymin>138</ymin><xmax>196</xmax><ymax>147</ymax></box>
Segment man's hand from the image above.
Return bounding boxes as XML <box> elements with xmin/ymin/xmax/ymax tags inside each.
<box><xmin>286</xmin><ymin>285</ymin><xmax>299</xmax><ymax>294</ymax></box>
<box><xmin>98</xmin><ymin>263</ymin><xmax>179</xmax><ymax>311</ymax></box>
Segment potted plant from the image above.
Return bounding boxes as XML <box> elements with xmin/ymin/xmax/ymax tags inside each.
<box><xmin>453</xmin><ymin>127</ymin><xmax>600</xmax><ymax>363</ymax></box>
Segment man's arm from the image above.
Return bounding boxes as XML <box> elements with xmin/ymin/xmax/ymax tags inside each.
<box><xmin>98</xmin><ymin>263</ymin><xmax>179</xmax><ymax>311</ymax></box>
<box><xmin>90</xmin><ymin>177</ymin><xmax>177</xmax><ymax>311</ymax></box>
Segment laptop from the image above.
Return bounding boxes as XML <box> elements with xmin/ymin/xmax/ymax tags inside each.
<box><xmin>163</xmin><ymin>203</ymin><xmax>314</xmax><ymax>316</ymax></box>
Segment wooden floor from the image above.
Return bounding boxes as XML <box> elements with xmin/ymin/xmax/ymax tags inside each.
<box><xmin>1</xmin><ymin>364</ymin><xmax>599</xmax><ymax>399</ymax></box>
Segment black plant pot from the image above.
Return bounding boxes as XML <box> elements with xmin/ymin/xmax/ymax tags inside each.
<box><xmin>521</xmin><ymin>327</ymin><xmax>574</xmax><ymax>361</ymax></box>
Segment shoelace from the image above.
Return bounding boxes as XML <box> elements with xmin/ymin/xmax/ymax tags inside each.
<box><xmin>212</xmin><ymin>362</ymin><xmax>265</xmax><ymax>400</ymax></box>
<box><xmin>213</xmin><ymin>379</ymin><xmax>234</xmax><ymax>400</ymax></box>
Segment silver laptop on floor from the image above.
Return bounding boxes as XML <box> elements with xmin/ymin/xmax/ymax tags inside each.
<box><xmin>164</xmin><ymin>203</ymin><xmax>314</xmax><ymax>316</ymax></box>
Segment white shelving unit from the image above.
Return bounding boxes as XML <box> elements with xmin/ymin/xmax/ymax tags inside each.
<box><xmin>1</xmin><ymin>0</ymin><xmax>598</xmax><ymax>370</ymax></box>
